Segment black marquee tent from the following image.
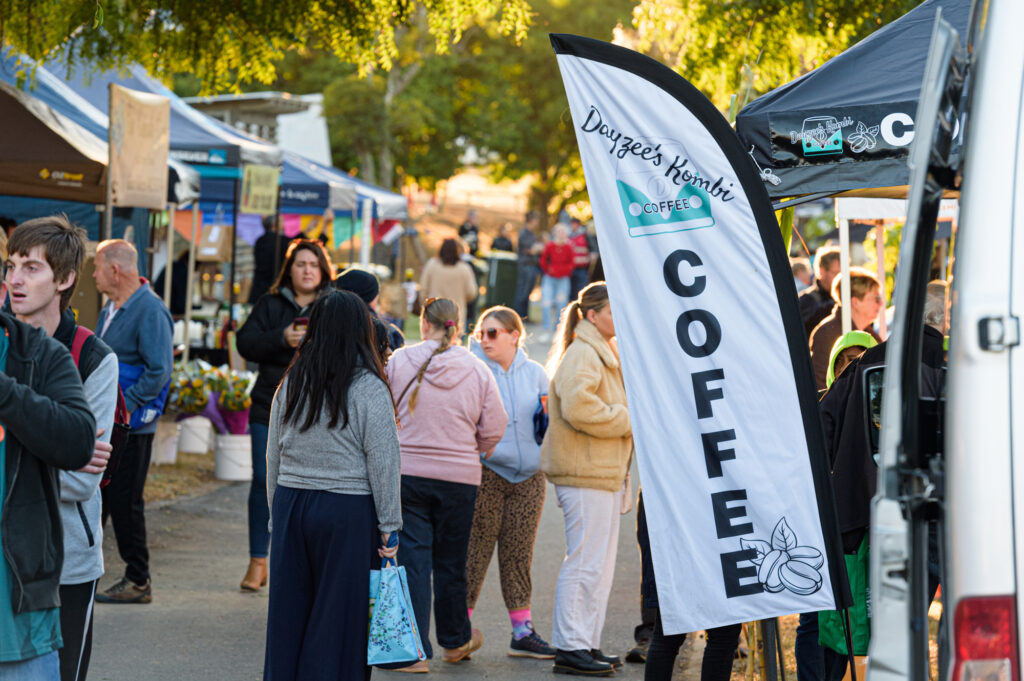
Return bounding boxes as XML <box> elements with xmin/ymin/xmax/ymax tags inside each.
<box><xmin>735</xmin><ymin>0</ymin><xmax>972</xmax><ymax>201</ymax></box>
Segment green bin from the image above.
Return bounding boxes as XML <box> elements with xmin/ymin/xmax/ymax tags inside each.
<box><xmin>484</xmin><ymin>251</ymin><xmax>519</xmax><ymax>309</ymax></box>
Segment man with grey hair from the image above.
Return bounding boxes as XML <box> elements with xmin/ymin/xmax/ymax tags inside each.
<box><xmin>799</xmin><ymin>245</ymin><xmax>842</xmax><ymax>335</ymax></box>
<box><xmin>92</xmin><ymin>239</ymin><xmax>173</xmax><ymax>604</ymax></box>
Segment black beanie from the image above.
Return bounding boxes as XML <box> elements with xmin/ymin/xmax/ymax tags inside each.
<box><xmin>334</xmin><ymin>267</ymin><xmax>380</xmax><ymax>304</ymax></box>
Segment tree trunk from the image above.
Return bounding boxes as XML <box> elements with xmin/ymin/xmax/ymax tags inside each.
<box><xmin>358</xmin><ymin>151</ymin><xmax>377</xmax><ymax>187</ymax></box>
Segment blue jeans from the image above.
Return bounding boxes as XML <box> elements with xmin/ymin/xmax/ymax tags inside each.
<box><xmin>570</xmin><ymin>268</ymin><xmax>589</xmax><ymax>303</ymax></box>
<box><xmin>541</xmin><ymin>275</ymin><xmax>570</xmax><ymax>331</ymax></box>
<box><xmin>0</xmin><ymin>651</ymin><xmax>59</xmax><ymax>681</ymax></box>
<box><xmin>398</xmin><ymin>475</ymin><xmax>478</xmax><ymax>659</ymax></box>
<box><xmin>513</xmin><ymin>262</ymin><xmax>540</xmax><ymax>319</ymax></box>
<box><xmin>248</xmin><ymin>423</ymin><xmax>270</xmax><ymax>558</ymax></box>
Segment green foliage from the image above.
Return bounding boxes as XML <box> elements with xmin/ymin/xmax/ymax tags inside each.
<box><xmin>629</xmin><ymin>0</ymin><xmax>919</xmax><ymax>110</ymax></box>
<box><xmin>0</xmin><ymin>0</ymin><xmax>532</xmax><ymax>91</ymax></box>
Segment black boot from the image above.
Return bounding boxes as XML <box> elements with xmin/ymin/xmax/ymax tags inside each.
<box><xmin>553</xmin><ymin>649</ymin><xmax>615</xmax><ymax>676</ymax></box>
<box><xmin>590</xmin><ymin>649</ymin><xmax>623</xmax><ymax>668</ymax></box>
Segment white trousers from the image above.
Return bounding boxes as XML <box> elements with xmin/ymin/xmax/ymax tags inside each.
<box><xmin>551</xmin><ymin>484</ymin><xmax>622</xmax><ymax>651</ymax></box>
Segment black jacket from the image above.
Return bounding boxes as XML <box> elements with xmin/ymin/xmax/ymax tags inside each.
<box><xmin>249</xmin><ymin>232</ymin><xmax>293</xmax><ymax>305</ymax></box>
<box><xmin>236</xmin><ymin>288</ymin><xmax>309</xmax><ymax>425</ymax></box>
<box><xmin>799</xmin><ymin>280</ymin><xmax>835</xmax><ymax>337</ymax></box>
<box><xmin>821</xmin><ymin>325</ymin><xmax>946</xmax><ymax>550</ymax></box>
<box><xmin>0</xmin><ymin>313</ymin><xmax>96</xmax><ymax>614</ymax></box>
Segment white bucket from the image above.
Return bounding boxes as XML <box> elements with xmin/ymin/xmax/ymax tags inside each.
<box><xmin>178</xmin><ymin>417</ymin><xmax>213</xmax><ymax>454</ymax></box>
<box><xmin>214</xmin><ymin>434</ymin><xmax>253</xmax><ymax>481</ymax></box>
<box><xmin>152</xmin><ymin>419</ymin><xmax>179</xmax><ymax>466</ymax></box>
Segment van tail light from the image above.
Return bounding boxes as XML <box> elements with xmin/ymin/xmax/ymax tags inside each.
<box><xmin>953</xmin><ymin>595</ymin><xmax>1019</xmax><ymax>681</ymax></box>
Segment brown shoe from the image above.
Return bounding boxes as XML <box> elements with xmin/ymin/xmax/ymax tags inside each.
<box><xmin>442</xmin><ymin>629</ymin><xmax>483</xmax><ymax>663</ymax></box>
<box><xmin>392</xmin><ymin>660</ymin><xmax>429</xmax><ymax>673</ymax></box>
<box><xmin>95</xmin><ymin>577</ymin><xmax>152</xmax><ymax>604</ymax></box>
<box><xmin>240</xmin><ymin>558</ymin><xmax>268</xmax><ymax>591</ymax></box>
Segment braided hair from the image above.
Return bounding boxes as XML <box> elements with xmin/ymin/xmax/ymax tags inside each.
<box><xmin>406</xmin><ymin>297</ymin><xmax>460</xmax><ymax>417</ymax></box>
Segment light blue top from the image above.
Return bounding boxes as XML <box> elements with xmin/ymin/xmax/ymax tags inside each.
<box><xmin>470</xmin><ymin>342</ymin><xmax>548</xmax><ymax>483</ymax></box>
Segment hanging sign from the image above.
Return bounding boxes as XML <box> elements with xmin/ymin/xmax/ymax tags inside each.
<box><xmin>552</xmin><ymin>33</ymin><xmax>847</xmax><ymax>634</ymax></box>
<box><xmin>240</xmin><ymin>164</ymin><xmax>280</xmax><ymax>215</ymax></box>
<box><xmin>109</xmin><ymin>83</ymin><xmax>170</xmax><ymax>209</ymax></box>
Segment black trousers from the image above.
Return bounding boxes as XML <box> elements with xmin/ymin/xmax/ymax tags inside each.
<box><xmin>645</xmin><ymin>617</ymin><xmax>742</xmax><ymax>681</ymax></box>
<box><xmin>58</xmin><ymin>580</ymin><xmax>97</xmax><ymax>681</ymax></box>
<box><xmin>102</xmin><ymin>432</ymin><xmax>154</xmax><ymax>584</ymax></box>
<box><xmin>264</xmin><ymin>486</ymin><xmax>376</xmax><ymax>681</ymax></box>
<box><xmin>398</xmin><ymin>475</ymin><xmax>478</xmax><ymax>659</ymax></box>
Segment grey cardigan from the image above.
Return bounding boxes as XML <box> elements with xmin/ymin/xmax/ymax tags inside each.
<box><xmin>266</xmin><ymin>371</ymin><xmax>402</xmax><ymax>534</ymax></box>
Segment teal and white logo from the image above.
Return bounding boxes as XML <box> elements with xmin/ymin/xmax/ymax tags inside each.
<box><xmin>617</xmin><ymin>180</ymin><xmax>714</xmax><ymax>238</ymax></box>
<box><xmin>789</xmin><ymin>116</ymin><xmax>850</xmax><ymax>157</ymax></box>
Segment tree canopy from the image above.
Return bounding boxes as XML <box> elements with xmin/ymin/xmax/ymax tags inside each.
<box><xmin>0</xmin><ymin>0</ymin><xmax>532</xmax><ymax>91</ymax></box>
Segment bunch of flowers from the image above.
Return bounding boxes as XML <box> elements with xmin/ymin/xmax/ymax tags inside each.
<box><xmin>168</xmin><ymin>361</ymin><xmax>211</xmax><ymax>414</ymax></box>
<box><xmin>217</xmin><ymin>371</ymin><xmax>254</xmax><ymax>412</ymax></box>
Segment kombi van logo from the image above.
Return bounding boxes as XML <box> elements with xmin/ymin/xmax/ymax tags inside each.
<box><xmin>789</xmin><ymin>115</ymin><xmax>851</xmax><ymax>156</ymax></box>
<box><xmin>578</xmin><ymin>107</ymin><xmax>735</xmax><ymax>238</ymax></box>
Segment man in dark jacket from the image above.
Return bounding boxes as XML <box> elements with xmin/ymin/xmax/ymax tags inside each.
<box><xmin>799</xmin><ymin>245</ymin><xmax>841</xmax><ymax>336</ymax></box>
<box><xmin>0</xmin><ymin>296</ymin><xmax>95</xmax><ymax>674</ymax></box>
<box><xmin>333</xmin><ymin>267</ymin><xmax>405</xmax><ymax>351</ymax></box>
<box><xmin>249</xmin><ymin>215</ymin><xmax>293</xmax><ymax>304</ymax></box>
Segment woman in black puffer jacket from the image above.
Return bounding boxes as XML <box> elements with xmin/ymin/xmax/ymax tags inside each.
<box><xmin>236</xmin><ymin>239</ymin><xmax>333</xmax><ymax>591</ymax></box>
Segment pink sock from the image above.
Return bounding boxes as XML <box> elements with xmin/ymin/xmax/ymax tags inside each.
<box><xmin>509</xmin><ymin>608</ymin><xmax>532</xmax><ymax>639</ymax></box>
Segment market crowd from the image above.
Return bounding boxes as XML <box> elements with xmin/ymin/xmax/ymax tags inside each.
<box><xmin>0</xmin><ymin>210</ymin><xmax>947</xmax><ymax>681</ymax></box>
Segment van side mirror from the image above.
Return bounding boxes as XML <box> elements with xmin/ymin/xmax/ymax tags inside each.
<box><xmin>862</xmin><ymin>364</ymin><xmax>946</xmax><ymax>464</ymax></box>
<box><xmin>863</xmin><ymin>365</ymin><xmax>885</xmax><ymax>462</ymax></box>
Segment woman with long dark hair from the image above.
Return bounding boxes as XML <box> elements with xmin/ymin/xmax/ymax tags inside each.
<box><xmin>385</xmin><ymin>297</ymin><xmax>508</xmax><ymax>671</ymax></box>
<box><xmin>236</xmin><ymin>239</ymin><xmax>333</xmax><ymax>592</ymax></box>
<box><xmin>543</xmin><ymin>282</ymin><xmax>633</xmax><ymax>677</ymax></box>
<box><xmin>263</xmin><ymin>290</ymin><xmax>401</xmax><ymax>681</ymax></box>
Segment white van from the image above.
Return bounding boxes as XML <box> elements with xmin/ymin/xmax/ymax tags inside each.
<box><xmin>869</xmin><ymin>1</ymin><xmax>1024</xmax><ymax>680</ymax></box>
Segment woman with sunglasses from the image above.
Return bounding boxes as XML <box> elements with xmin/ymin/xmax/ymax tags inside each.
<box><xmin>385</xmin><ymin>297</ymin><xmax>508</xmax><ymax>671</ymax></box>
<box><xmin>464</xmin><ymin>306</ymin><xmax>555</xmax><ymax>659</ymax></box>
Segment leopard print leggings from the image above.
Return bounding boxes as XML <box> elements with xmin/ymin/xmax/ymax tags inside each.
<box><xmin>465</xmin><ymin>467</ymin><xmax>546</xmax><ymax>611</ymax></box>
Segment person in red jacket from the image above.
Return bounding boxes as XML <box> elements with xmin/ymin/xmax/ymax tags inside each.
<box><xmin>539</xmin><ymin>223</ymin><xmax>576</xmax><ymax>333</ymax></box>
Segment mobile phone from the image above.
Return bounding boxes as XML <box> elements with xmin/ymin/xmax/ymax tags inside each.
<box><xmin>293</xmin><ymin>316</ymin><xmax>309</xmax><ymax>329</ymax></box>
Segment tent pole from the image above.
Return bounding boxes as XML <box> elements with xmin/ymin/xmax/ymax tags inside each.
<box><xmin>360</xmin><ymin>198</ymin><xmax>373</xmax><ymax>266</ymax></box>
<box><xmin>104</xmin><ymin>83</ymin><xmax>114</xmax><ymax>241</ymax></box>
<box><xmin>164</xmin><ymin>203</ymin><xmax>176</xmax><ymax>307</ymax></box>
<box><xmin>183</xmin><ymin>203</ymin><xmax>199</xmax><ymax>363</ymax></box>
<box><xmin>837</xmin><ymin>199</ymin><xmax>852</xmax><ymax>334</ymax></box>
<box><xmin>229</xmin><ymin>176</ymin><xmax>240</xmax><ymax>324</ymax></box>
<box><xmin>876</xmin><ymin>221</ymin><xmax>888</xmax><ymax>340</ymax></box>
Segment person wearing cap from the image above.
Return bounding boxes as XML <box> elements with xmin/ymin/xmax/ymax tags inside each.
<box><xmin>333</xmin><ymin>267</ymin><xmax>405</xmax><ymax>351</ymax></box>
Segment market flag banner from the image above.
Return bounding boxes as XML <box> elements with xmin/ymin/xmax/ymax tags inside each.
<box><xmin>551</xmin><ymin>34</ymin><xmax>847</xmax><ymax>634</ymax></box>
<box><xmin>109</xmin><ymin>83</ymin><xmax>169</xmax><ymax>210</ymax></box>
<box><xmin>240</xmin><ymin>164</ymin><xmax>281</xmax><ymax>215</ymax></box>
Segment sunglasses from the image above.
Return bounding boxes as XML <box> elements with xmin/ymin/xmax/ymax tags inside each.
<box><xmin>474</xmin><ymin>328</ymin><xmax>512</xmax><ymax>340</ymax></box>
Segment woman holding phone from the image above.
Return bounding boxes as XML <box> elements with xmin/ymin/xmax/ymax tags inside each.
<box><xmin>236</xmin><ymin>239</ymin><xmax>333</xmax><ymax>592</ymax></box>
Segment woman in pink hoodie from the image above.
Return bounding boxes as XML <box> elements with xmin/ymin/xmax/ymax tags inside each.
<box><xmin>385</xmin><ymin>297</ymin><xmax>508</xmax><ymax>671</ymax></box>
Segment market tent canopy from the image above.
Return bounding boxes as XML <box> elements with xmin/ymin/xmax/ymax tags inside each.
<box><xmin>0</xmin><ymin>80</ymin><xmax>107</xmax><ymax>203</ymax></box>
<box><xmin>735</xmin><ymin>0</ymin><xmax>971</xmax><ymax>199</ymax></box>
<box><xmin>52</xmin><ymin>61</ymin><xmax>281</xmax><ymax>172</ymax></box>
<box><xmin>0</xmin><ymin>50</ymin><xmax>199</xmax><ymax>205</ymax></box>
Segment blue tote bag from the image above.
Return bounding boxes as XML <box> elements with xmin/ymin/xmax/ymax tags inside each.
<box><xmin>367</xmin><ymin>557</ymin><xmax>426</xmax><ymax>666</ymax></box>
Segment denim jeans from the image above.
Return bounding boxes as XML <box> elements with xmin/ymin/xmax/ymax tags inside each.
<box><xmin>541</xmin><ymin>275</ymin><xmax>570</xmax><ymax>331</ymax></box>
<box><xmin>513</xmin><ymin>262</ymin><xmax>540</xmax><ymax>319</ymax></box>
<box><xmin>0</xmin><ymin>651</ymin><xmax>59</xmax><ymax>681</ymax></box>
<box><xmin>248</xmin><ymin>423</ymin><xmax>271</xmax><ymax>558</ymax></box>
<box><xmin>398</xmin><ymin>475</ymin><xmax>478</xmax><ymax>659</ymax></box>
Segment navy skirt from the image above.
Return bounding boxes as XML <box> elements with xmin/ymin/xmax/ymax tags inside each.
<box><xmin>264</xmin><ymin>486</ymin><xmax>378</xmax><ymax>681</ymax></box>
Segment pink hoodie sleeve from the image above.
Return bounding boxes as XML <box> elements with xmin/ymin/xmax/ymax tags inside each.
<box><xmin>474</xmin><ymin>366</ymin><xmax>509</xmax><ymax>453</ymax></box>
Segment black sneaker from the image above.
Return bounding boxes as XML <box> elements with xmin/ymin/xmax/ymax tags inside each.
<box><xmin>509</xmin><ymin>629</ymin><xmax>556</xmax><ymax>659</ymax></box>
<box><xmin>95</xmin><ymin>577</ymin><xmax>152</xmax><ymax>604</ymax></box>
<box><xmin>625</xmin><ymin>641</ymin><xmax>649</xmax><ymax>663</ymax></box>
<box><xmin>553</xmin><ymin>649</ymin><xmax>614</xmax><ymax>676</ymax></box>
<box><xmin>590</xmin><ymin>649</ymin><xmax>623</xmax><ymax>668</ymax></box>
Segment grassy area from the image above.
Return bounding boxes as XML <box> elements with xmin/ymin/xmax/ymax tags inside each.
<box><xmin>144</xmin><ymin>450</ymin><xmax>221</xmax><ymax>504</ymax></box>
